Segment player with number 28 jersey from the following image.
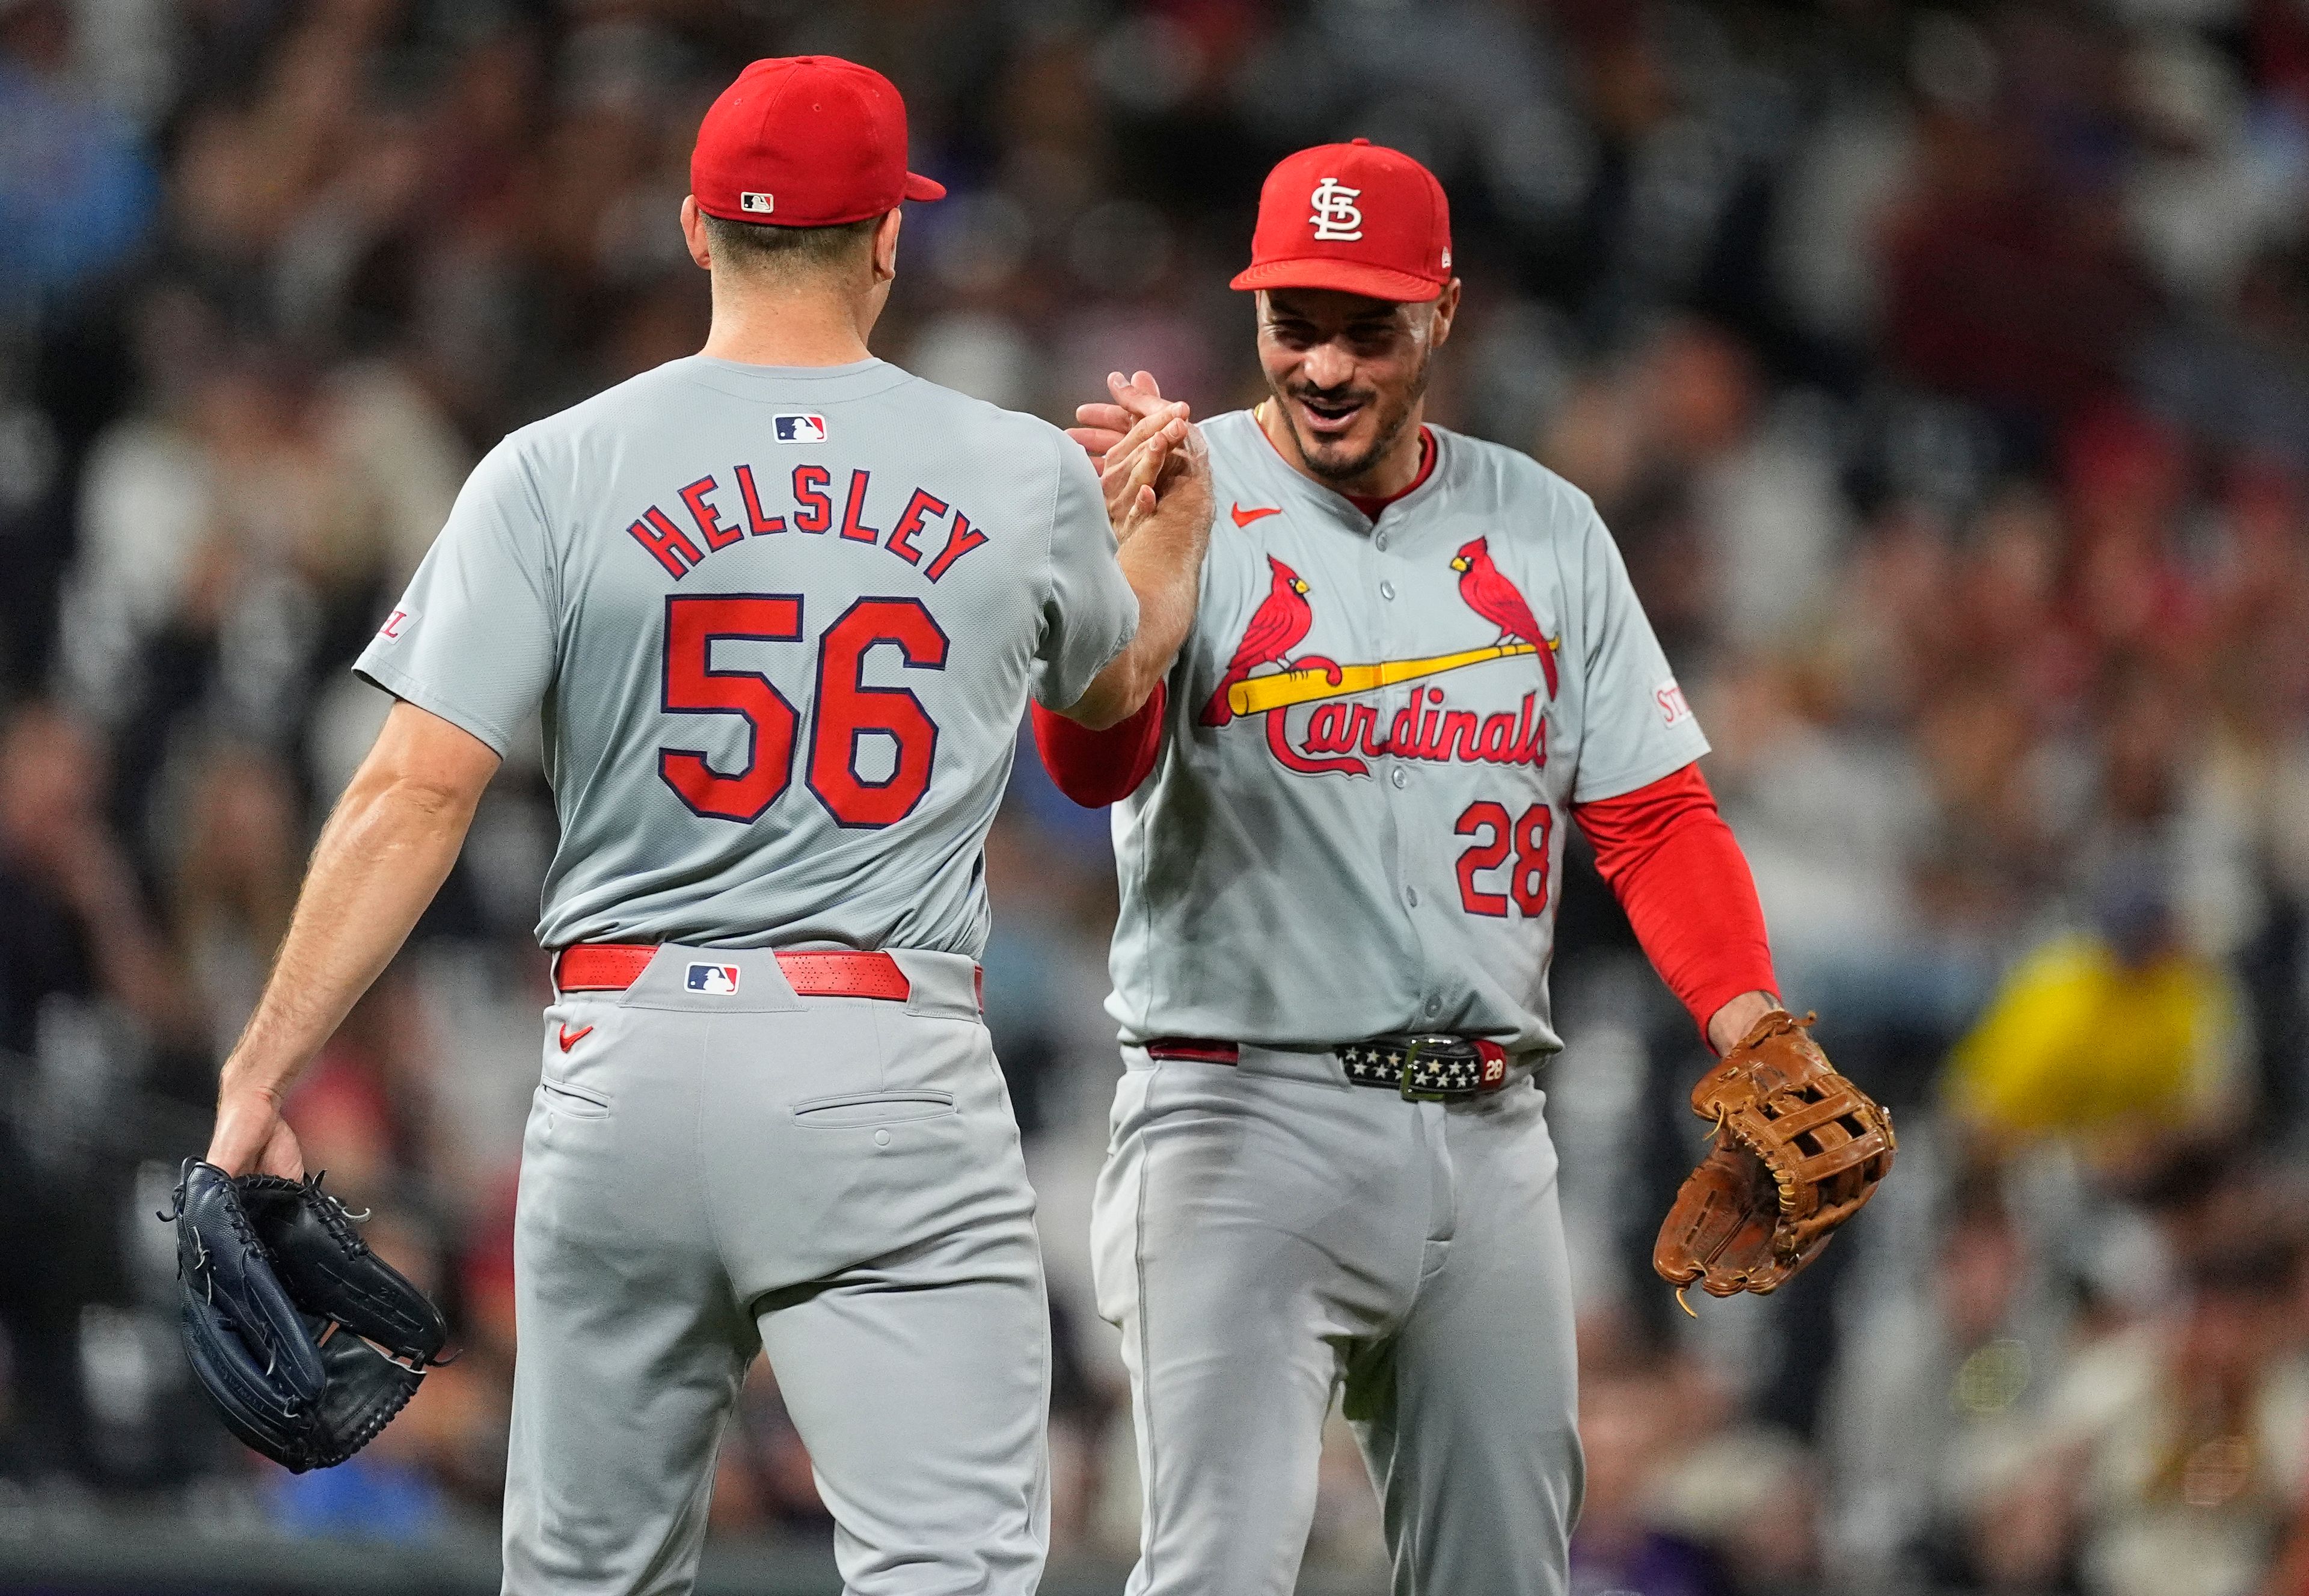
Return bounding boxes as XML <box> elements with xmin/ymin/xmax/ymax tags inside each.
<box><xmin>1100</xmin><ymin>404</ymin><xmax>1705</xmax><ymax>1055</ymax></box>
<box><xmin>1037</xmin><ymin>140</ymin><xmax>1785</xmax><ymax>1596</ymax></box>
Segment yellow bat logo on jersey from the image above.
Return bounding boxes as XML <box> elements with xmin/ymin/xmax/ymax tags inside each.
<box><xmin>1225</xmin><ymin>640</ymin><xmax>1553</xmax><ymax>717</ymax></box>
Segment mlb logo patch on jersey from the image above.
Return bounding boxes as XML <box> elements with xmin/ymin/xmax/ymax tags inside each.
<box><xmin>685</xmin><ymin>963</ymin><xmax>741</xmax><ymax>995</ymax></box>
<box><xmin>773</xmin><ymin>414</ymin><xmax>827</xmax><ymax>443</ymax></box>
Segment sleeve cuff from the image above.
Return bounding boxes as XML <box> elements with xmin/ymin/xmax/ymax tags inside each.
<box><xmin>353</xmin><ymin>658</ymin><xmax>515</xmax><ymax>757</ymax></box>
<box><xmin>1570</xmin><ymin>730</ymin><xmax>1713</xmax><ymax>803</ymax></box>
<box><xmin>1032</xmin><ymin>591</ymin><xmax>1142</xmax><ymax>712</ymax></box>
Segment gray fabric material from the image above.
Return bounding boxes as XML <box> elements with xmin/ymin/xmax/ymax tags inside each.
<box><xmin>1106</xmin><ymin>410</ymin><xmax>1708</xmax><ymax>1057</ymax></box>
<box><xmin>502</xmin><ymin>947</ymin><xmax>1049</xmax><ymax>1596</ymax></box>
<box><xmin>1091</xmin><ymin>1049</ymin><xmax>1582</xmax><ymax>1596</ymax></box>
<box><xmin>357</xmin><ymin>355</ymin><xmax>1138</xmax><ymax>955</ymax></box>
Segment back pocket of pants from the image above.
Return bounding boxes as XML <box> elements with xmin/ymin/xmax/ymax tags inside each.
<box><xmin>792</xmin><ymin>1089</ymin><xmax>956</xmax><ymax>1129</ymax></box>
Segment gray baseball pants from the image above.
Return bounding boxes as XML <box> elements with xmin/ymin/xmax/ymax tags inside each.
<box><xmin>500</xmin><ymin>946</ymin><xmax>1050</xmax><ymax>1596</ymax></box>
<box><xmin>1091</xmin><ymin>1045</ymin><xmax>1582</xmax><ymax>1596</ymax></box>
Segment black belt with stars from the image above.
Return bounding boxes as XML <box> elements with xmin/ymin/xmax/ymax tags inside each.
<box><xmin>1145</xmin><ymin>1034</ymin><xmax>1514</xmax><ymax>1100</ymax></box>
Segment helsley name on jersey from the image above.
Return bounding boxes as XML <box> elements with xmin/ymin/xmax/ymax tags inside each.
<box><xmin>624</xmin><ymin>461</ymin><xmax>992</xmax><ymax>583</ymax></box>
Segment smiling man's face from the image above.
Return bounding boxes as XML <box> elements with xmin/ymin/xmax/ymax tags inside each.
<box><xmin>1254</xmin><ymin>283</ymin><xmax>1458</xmax><ymax>490</ymax></box>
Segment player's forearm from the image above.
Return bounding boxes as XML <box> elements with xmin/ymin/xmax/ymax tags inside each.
<box><xmin>1063</xmin><ymin>494</ymin><xmax>1210</xmax><ymax>729</ymax></box>
<box><xmin>1574</xmin><ymin>764</ymin><xmax>1779</xmax><ymax>1048</ymax></box>
<box><xmin>1032</xmin><ymin>684</ymin><xmax>1165</xmax><ymax>806</ymax></box>
<box><xmin>218</xmin><ymin>720</ymin><xmax>492</xmax><ymax>1103</ymax></box>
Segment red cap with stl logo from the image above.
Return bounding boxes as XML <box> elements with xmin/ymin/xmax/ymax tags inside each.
<box><xmin>691</xmin><ymin>56</ymin><xmax>946</xmax><ymax>228</ymax></box>
<box><xmin>1230</xmin><ymin>138</ymin><xmax>1453</xmax><ymax>302</ymax></box>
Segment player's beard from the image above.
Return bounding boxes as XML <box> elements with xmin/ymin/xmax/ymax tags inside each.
<box><xmin>1269</xmin><ymin>346</ymin><xmax>1432</xmax><ymax>489</ymax></box>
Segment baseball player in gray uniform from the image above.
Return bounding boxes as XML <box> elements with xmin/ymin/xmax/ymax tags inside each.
<box><xmin>1035</xmin><ymin>141</ymin><xmax>1789</xmax><ymax>1594</ymax></box>
<box><xmin>200</xmin><ymin>56</ymin><xmax>1213</xmax><ymax>1596</ymax></box>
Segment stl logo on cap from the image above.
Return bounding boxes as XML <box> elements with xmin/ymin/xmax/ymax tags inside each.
<box><xmin>1308</xmin><ymin>178</ymin><xmax>1364</xmax><ymax>241</ymax></box>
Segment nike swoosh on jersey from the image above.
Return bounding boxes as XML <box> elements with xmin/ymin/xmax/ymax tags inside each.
<box><xmin>1230</xmin><ymin>503</ymin><xmax>1282</xmax><ymax>527</ymax></box>
<box><xmin>557</xmin><ymin>1024</ymin><xmax>594</xmax><ymax>1052</ymax></box>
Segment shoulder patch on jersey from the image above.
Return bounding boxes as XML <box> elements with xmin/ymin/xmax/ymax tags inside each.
<box><xmin>1656</xmin><ymin>679</ymin><xmax>1693</xmax><ymax>727</ymax></box>
<box><xmin>376</xmin><ymin>606</ymin><xmax>416</xmax><ymax>641</ymax></box>
<box><xmin>773</xmin><ymin>414</ymin><xmax>827</xmax><ymax>443</ymax></box>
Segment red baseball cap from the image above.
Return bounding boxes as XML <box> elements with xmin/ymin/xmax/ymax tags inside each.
<box><xmin>691</xmin><ymin>56</ymin><xmax>946</xmax><ymax>228</ymax></box>
<box><xmin>1230</xmin><ymin>138</ymin><xmax>1453</xmax><ymax>302</ymax></box>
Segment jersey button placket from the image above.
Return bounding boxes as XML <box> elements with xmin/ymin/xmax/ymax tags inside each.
<box><xmin>1361</xmin><ymin>508</ymin><xmax>1435</xmax><ymax>1019</ymax></box>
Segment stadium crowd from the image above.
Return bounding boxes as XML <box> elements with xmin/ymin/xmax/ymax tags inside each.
<box><xmin>3</xmin><ymin>0</ymin><xmax>2309</xmax><ymax>1592</ymax></box>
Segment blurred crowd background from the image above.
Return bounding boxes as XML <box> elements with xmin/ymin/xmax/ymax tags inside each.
<box><xmin>2</xmin><ymin>0</ymin><xmax>2308</xmax><ymax>1592</ymax></box>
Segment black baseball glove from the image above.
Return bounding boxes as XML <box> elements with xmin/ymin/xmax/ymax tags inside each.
<box><xmin>167</xmin><ymin>1160</ymin><xmax>450</xmax><ymax>1473</ymax></box>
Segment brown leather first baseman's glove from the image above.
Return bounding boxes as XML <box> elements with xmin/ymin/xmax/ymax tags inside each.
<box><xmin>1654</xmin><ymin>1010</ymin><xmax>1894</xmax><ymax>1303</ymax></box>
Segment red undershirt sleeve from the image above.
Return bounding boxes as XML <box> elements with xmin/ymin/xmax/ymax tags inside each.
<box><xmin>1031</xmin><ymin>682</ymin><xmax>1166</xmax><ymax>807</ymax></box>
<box><xmin>1570</xmin><ymin>763</ymin><xmax>1778</xmax><ymax>1045</ymax></box>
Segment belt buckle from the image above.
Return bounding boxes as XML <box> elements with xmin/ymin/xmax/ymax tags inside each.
<box><xmin>1396</xmin><ymin>1034</ymin><xmax>1467</xmax><ymax>1102</ymax></box>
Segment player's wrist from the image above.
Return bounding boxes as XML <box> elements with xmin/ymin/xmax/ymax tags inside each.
<box><xmin>216</xmin><ymin>1054</ymin><xmax>294</xmax><ymax>1111</ymax></box>
<box><xmin>1704</xmin><ymin>990</ymin><xmax>1781</xmax><ymax>1056</ymax></box>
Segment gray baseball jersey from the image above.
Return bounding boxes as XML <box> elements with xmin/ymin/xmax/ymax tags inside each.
<box><xmin>1107</xmin><ymin>407</ymin><xmax>1706</xmax><ymax>1056</ymax></box>
<box><xmin>1091</xmin><ymin>408</ymin><xmax>1705</xmax><ymax>1596</ymax></box>
<box><xmin>356</xmin><ymin>355</ymin><xmax>1137</xmax><ymax>953</ymax></box>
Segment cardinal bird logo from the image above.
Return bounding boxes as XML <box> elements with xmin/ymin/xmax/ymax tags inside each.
<box><xmin>1203</xmin><ymin>556</ymin><xmax>1314</xmax><ymax>725</ymax></box>
<box><xmin>1451</xmin><ymin>536</ymin><xmax>1558</xmax><ymax>698</ymax></box>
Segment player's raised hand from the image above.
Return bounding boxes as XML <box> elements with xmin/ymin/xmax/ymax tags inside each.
<box><xmin>1114</xmin><ymin>408</ymin><xmax>1212</xmax><ymax>545</ymax></box>
<box><xmin>1097</xmin><ymin>396</ymin><xmax>1192</xmax><ymax>537</ymax></box>
<box><xmin>1067</xmin><ymin>370</ymin><xmax>1172</xmax><ymax>473</ymax></box>
<box><xmin>1112</xmin><ymin>435</ymin><xmax>1170</xmax><ymax>545</ymax></box>
<box><xmin>1120</xmin><ymin>402</ymin><xmax>1212</xmax><ymax>549</ymax></box>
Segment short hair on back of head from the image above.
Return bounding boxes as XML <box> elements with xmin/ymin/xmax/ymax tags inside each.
<box><xmin>701</xmin><ymin>212</ymin><xmax>879</xmax><ymax>276</ymax></box>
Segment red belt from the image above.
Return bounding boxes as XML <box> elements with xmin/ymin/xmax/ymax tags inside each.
<box><xmin>553</xmin><ymin>944</ymin><xmax>913</xmax><ymax>1001</ymax></box>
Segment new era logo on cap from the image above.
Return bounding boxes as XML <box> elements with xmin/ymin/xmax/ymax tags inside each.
<box><xmin>686</xmin><ymin>963</ymin><xmax>741</xmax><ymax>995</ymax></box>
<box><xmin>740</xmin><ymin>191</ymin><xmax>774</xmax><ymax>213</ymax></box>
<box><xmin>774</xmin><ymin>414</ymin><xmax>827</xmax><ymax>443</ymax></box>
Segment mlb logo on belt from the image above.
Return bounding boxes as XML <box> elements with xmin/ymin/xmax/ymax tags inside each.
<box><xmin>773</xmin><ymin>414</ymin><xmax>827</xmax><ymax>443</ymax></box>
<box><xmin>685</xmin><ymin>963</ymin><xmax>741</xmax><ymax>995</ymax></box>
